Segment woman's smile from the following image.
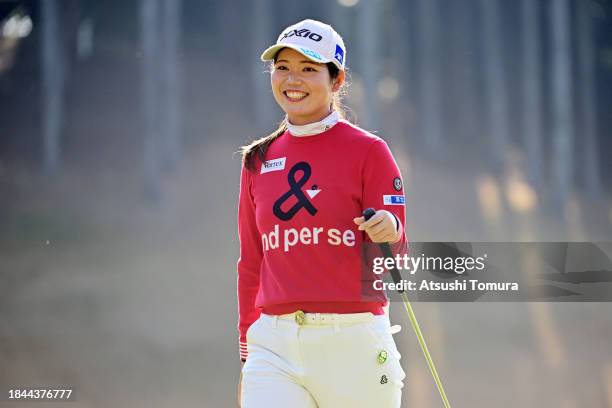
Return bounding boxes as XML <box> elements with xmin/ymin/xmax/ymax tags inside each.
<box><xmin>284</xmin><ymin>90</ymin><xmax>309</xmax><ymax>102</ymax></box>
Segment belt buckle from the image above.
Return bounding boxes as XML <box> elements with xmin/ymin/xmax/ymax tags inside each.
<box><xmin>295</xmin><ymin>310</ymin><xmax>306</xmax><ymax>326</ymax></box>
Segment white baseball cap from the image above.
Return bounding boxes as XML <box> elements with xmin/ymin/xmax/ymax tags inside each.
<box><xmin>260</xmin><ymin>19</ymin><xmax>346</xmax><ymax>71</ymax></box>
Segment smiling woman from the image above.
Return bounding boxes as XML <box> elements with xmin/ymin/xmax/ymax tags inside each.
<box><xmin>236</xmin><ymin>19</ymin><xmax>409</xmax><ymax>408</ymax></box>
<box><xmin>271</xmin><ymin>48</ymin><xmax>345</xmax><ymax>125</ymax></box>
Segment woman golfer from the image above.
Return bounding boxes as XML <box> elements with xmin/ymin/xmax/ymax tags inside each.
<box><xmin>237</xmin><ymin>19</ymin><xmax>408</xmax><ymax>408</ymax></box>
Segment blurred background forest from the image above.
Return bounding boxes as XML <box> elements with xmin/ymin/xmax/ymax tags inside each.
<box><xmin>1</xmin><ymin>0</ymin><xmax>612</xmax><ymax>407</ymax></box>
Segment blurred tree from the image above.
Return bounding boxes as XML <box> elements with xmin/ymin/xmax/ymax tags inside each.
<box><xmin>357</xmin><ymin>0</ymin><xmax>381</xmax><ymax>131</ymax></box>
<box><xmin>416</xmin><ymin>0</ymin><xmax>442</xmax><ymax>152</ymax></box>
<box><xmin>140</xmin><ymin>0</ymin><xmax>162</xmax><ymax>201</ymax></box>
<box><xmin>453</xmin><ymin>0</ymin><xmax>479</xmax><ymax>145</ymax></box>
<box><xmin>520</xmin><ymin>0</ymin><xmax>544</xmax><ymax>189</ymax></box>
<box><xmin>550</xmin><ymin>0</ymin><xmax>574</xmax><ymax>205</ymax></box>
<box><xmin>577</xmin><ymin>0</ymin><xmax>601</xmax><ymax>196</ymax></box>
<box><xmin>160</xmin><ymin>0</ymin><xmax>182</xmax><ymax>170</ymax></box>
<box><xmin>40</xmin><ymin>0</ymin><xmax>65</xmax><ymax>174</ymax></box>
<box><xmin>140</xmin><ymin>0</ymin><xmax>182</xmax><ymax>202</ymax></box>
<box><xmin>480</xmin><ymin>0</ymin><xmax>510</xmax><ymax>170</ymax></box>
<box><xmin>251</xmin><ymin>0</ymin><xmax>276</xmax><ymax>133</ymax></box>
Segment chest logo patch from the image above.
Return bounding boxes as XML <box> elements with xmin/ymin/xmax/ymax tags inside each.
<box><xmin>261</xmin><ymin>157</ymin><xmax>286</xmax><ymax>174</ymax></box>
<box><xmin>273</xmin><ymin>161</ymin><xmax>318</xmax><ymax>221</ymax></box>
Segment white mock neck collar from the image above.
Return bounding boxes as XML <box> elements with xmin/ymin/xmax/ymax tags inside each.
<box><xmin>287</xmin><ymin>111</ymin><xmax>340</xmax><ymax>136</ymax></box>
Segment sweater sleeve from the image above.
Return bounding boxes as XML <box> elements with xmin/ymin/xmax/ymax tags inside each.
<box><xmin>237</xmin><ymin>165</ymin><xmax>263</xmax><ymax>361</ymax></box>
<box><xmin>362</xmin><ymin>139</ymin><xmax>409</xmax><ymax>257</ymax></box>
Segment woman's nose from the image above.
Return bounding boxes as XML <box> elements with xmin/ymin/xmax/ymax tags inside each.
<box><xmin>286</xmin><ymin>73</ymin><xmax>302</xmax><ymax>84</ymax></box>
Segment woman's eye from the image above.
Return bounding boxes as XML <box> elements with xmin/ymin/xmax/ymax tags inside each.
<box><xmin>304</xmin><ymin>67</ymin><xmax>317</xmax><ymax>72</ymax></box>
<box><xmin>276</xmin><ymin>65</ymin><xmax>288</xmax><ymax>71</ymax></box>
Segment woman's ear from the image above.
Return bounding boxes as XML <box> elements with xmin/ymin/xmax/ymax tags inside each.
<box><xmin>332</xmin><ymin>70</ymin><xmax>346</xmax><ymax>92</ymax></box>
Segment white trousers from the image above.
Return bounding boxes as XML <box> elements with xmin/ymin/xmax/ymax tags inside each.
<box><xmin>241</xmin><ymin>312</ymin><xmax>406</xmax><ymax>408</ymax></box>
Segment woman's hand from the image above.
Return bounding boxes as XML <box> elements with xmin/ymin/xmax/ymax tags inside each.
<box><xmin>353</xmin><ymin>209</ymin><xmax>400</xmax><ymax>244</ymax></box>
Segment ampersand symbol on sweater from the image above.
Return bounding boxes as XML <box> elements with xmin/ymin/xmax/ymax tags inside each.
<box><xmin>273</xmin><ymin>161</ymin><xmax>318</xmax><ymax>221</ymax></box>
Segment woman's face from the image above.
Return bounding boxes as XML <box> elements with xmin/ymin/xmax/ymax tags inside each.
<box><xmin>271</xmin><ymin>48</ymin><xmax>343</xmax><ymax>125</ymax></box>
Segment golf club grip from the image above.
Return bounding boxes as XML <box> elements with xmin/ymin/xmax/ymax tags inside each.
<box><xmin>362</xmin><ymin>208</ymin><xmax>404</xmax><ymax>293</ymax></box>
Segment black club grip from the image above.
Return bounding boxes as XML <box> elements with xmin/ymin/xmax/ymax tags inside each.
<box><xmin>362</xmin><ymin>208</ymin><xmax>404</xmax><ymax>293</ymax></box>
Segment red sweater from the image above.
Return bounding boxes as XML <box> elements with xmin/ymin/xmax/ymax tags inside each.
<box><xmin>237</xmin><ymin>120</ymin><xmax>408</xmax><ymax>361</ymax></box>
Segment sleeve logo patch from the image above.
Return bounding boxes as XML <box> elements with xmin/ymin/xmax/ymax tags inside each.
<box><xmin>393</xmin><ymin>177</ymin><xmax>402</xmax><ymax>191</ymax></box>
<box><xmin>383</xmin><ymin>195</ymin><xmax>405</xmax><ymax>205</ymax></box>
<box><xmin>261</xmin><ymin>157</ymin><xmax>286</xmax><ymax>174</ymax></box>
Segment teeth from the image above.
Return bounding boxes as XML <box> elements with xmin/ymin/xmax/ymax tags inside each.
<box><xmin>286</xmin><ymin>91</ymin><xmax>307</xmax><ymax>100</ymax></box>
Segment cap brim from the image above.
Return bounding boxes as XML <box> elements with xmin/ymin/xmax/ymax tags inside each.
<box><xmin>260</xmin><ymin>44</ymin><xmax>333</xmax><ymax>65</ymax></box>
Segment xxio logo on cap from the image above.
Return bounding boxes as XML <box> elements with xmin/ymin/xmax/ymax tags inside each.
<box><xmin>282</xmin><ymin>28</ymin><xmax>322</xmax><ymax>42</ymax></box>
